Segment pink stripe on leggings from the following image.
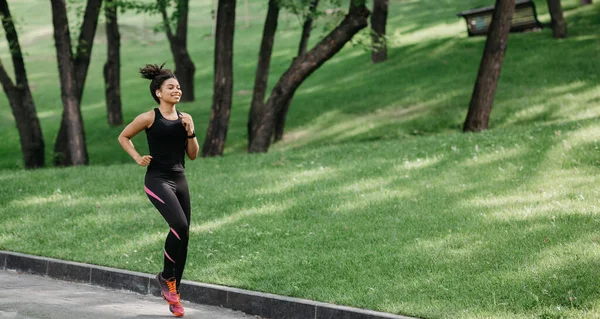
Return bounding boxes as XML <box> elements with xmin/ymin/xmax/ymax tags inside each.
<box><xmin>164</xmin><ymin>249</ymin><xmax>175</xmax><ymax>264</ymax></box>
<box><xmin>170</xmin><ymin>228</ymin><xmax>181</xmax><ymax>240</ymax></box>
<box><xmin>144</xmin><ymin>186</ymin><xmax>165</xmax><ymax>204</ymax></box>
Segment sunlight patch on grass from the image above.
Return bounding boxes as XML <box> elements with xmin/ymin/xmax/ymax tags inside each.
<box><xmin>81</xmin><ymin>101</ymin><xmax>106</xmax><ymax>113</ymax></box>
<box><xmin>9</xmin><ymin>193</ymin><xmax>146</xmax><ymax>208</ymax></box>
<box><xmin>400</xmin><ymin>155</ymin><xmax>443</xmax><ymax>170</ymax></box>
<box><xmin>534</xmin><ymin>170</ymin><xmax>598</xmax><ymax>193</ymax></box>
<box><xmin>543</xmin><ymin>84</ymin><xmax>600</xmax><ymax>123</ymax></box>
<box><xmin>464</xmin><ymin>146</ymin><xmax>522</xmax><ymax>167</ymax></box>
<box><xmin>389</xmin><ymin>23</ymin><xmax>419</xmax><ymax>35</ymax></box>
<box><xmin>27</xmin><ymin>71</ymin><xmax>55</xmax><ymax>81</ymax></box>
<box><xmin>564</xmin><ymin>125</ymin><xmax>600</xmax><ymax>147</ymax></box>
<box><xmin>116</xmin><ymin>231</ymin><xmax>165</xmax><ymax>253</ymax></box>
<box><xmin>392</xmin><ymin>21</ymin><xmax>465</xmax><ymax>46</ymax></box>
<box><xmin>533</xmin><ymin>233</ymin><xmax>600</xmax><ymax>271</ymax></box>
<box><xmin>411</xmin><ymin>233</ymin><xmax>486</xmax><ymax>261</ymax></box>
<box><xmin>487</xmin><ymin>201</ymin><xmax>571</xmax><ymax>221</ymax></box>
<box><xmin>325</xmin><ymin>48</ymin><xmax>369</xmax><ymax>66</ymax></box>
<box><xmin>254</xmin><ymin>166</ymin><xmax>337</xmax><ymax>195</ymax></box>
<box><xmin>0</xmin><ymin>233</ymin><xmax>10</xmax><ymax>246</ymax></box>
<box><xmin>428</xmin><ymin>39</ymin><xmax>459</xmax><ymax>58</ymax></box>
<box><xmin>341</xmin><ymin>177</ymin><xmax>392</xmax><ymax>194</ymax></box>
<box><xmin>277</xmin><ymin>104</ymin><xmax>430</xmax><ymax>150</ymax></box>
<box><xmin>505</xmin><ymin>104</ymin><xmax>550</xmax><ymax>125</ymax></box>
<box><xmin>190</xmin><ymin>202</ymin><xmax>291</xmax><ymax>234</ymax></box>
<box><xmin>572</xmin><ymin>35</ymin><xmax>599</xmax><ymax>41</ymax></box>
<box><xmin>470</xmin><ymin>192</ymin><xmax>555</xmax><ymax>208</ymax></box>
<box><xmin>19</xmin><ymin>26</ymin><xmax>53</xmax><ymax>47</ymax></box>
<box><xmin>539</xmin><ymin>124</ymin><xmax>600</xmax><ymax>170</ymax></box>
<box><xmin>300</xmin><ymin>83</ymin><xmax>330</xmax><ymax>94</ymax></box>
<box><xmin>9</xmin><ymin>193</ymin><xmax>69</xmax><ymax>207</ymax></box>
<box><xmin>333</xmin><ymin>188</ymin><xmax>412</xmax><ymax>214</ymax></box>
<box><xmin>36</xmin><ymin>109</ymin><xmax>61</xmax><ymax>119</ymax></box>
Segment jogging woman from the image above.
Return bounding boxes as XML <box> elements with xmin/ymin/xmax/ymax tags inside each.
<box><xmin>118</xmin><ymin>64</ymin><xmax>199</xmax><ymax>317</ymax></box>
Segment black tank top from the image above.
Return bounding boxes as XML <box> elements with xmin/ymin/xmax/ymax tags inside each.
<box><xmin>145</xmin><ymin>108</ymin><xmax>188</xmax><ymax>172</ymax></box>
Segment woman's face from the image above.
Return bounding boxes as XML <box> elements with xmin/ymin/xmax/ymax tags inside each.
<box><xmin>157</xmin><ymin>78</ymin><xmax>182</xmax><ymax>104</ymax></box>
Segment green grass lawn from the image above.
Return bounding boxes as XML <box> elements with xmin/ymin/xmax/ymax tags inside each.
<box><xmin>1</xmin><ymin>0</ymin><xmax>600</xmax><ymax>318</ymax></box>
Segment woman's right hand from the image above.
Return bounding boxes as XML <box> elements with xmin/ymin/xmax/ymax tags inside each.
<box><xmin>136</xmin><ymin>155</ymin><xmax>152</xmax><ymax>166</ymax></box>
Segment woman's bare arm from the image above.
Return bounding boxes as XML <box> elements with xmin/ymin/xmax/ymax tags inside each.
<box><xmin>118</xmin><ymin>111</ymin><xmax>154</xmax><ymax>166</ymax></box>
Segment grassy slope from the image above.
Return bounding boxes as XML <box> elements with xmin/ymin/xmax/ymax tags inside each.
<box><xmin>1</xmin><ymin>1</ymin><xmax>600</xmax><ymax>318</ymax></box>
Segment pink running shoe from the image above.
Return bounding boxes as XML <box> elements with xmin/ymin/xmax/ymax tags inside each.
<box><xmin>156</xmin><ymin>273</ymin><xmax>179</xmax><ymax>305</ymax></box>
<box><xmin>169</xmin><ymin>294</ymin><xmax>185</xmax><ymax>317</ymax></box>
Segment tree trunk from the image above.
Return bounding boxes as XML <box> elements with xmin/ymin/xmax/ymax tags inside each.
<box><xmin>104</xmin><ymin>0</ymin><xmax>122</xmax><ymax>126</ymax></box>
<box><xmin>53</xmin><ymin>0</ymin><xmax>102</xmax><ymax>166</ymax></box>
<box><xmin>547</xmin><ymin>0</ymin><xmax>567</xmax><ymax>38</ymax></box>
<box><xmin>0</xmin><ymin>0</ymin><xmax>44</xmax><ymax>168</ymax></box>
<box><xmin>202</xmin><ymin>0</ymin><xmax>236</xmax><ymax>157</ymax></box>
<box><xmin>463</xmin><ymin>0</ymin><xmax>515</xmax><ymax>132</ymax></box>
<box><xmin>249</xmin><ymin>1</ymin><xmax>370</xmax><ymax>153</ymax></box>
<box><xmin>248</xmin><ymin>0</ymin><xmax>279</xmax><ymax>147</ymax></box>
<box><xmin>272</xmin><ymin>93</ymin><xmax>293</xmax><ymax>143</ymax></box>
<box><xmin>173</xmin><ymin>49</ymin><xmax>195</xmax><ymax>102</ymax></box>
<box><xmin>160</xmin><ymin>0</ymin><xmax>195</xmax><ymax>102</ymax></box>
<box><xmin>298</xmin><ymin>0</ymin><xmax>319</xmax><ymax>56</ymax></box>
<box><xmin>580</xmin><ymin>0</ymin><xmax>592</xmax><ymax>5</ymax></box>
<box><xmin>371</xmin><ymin>0</ymin><xmax>388</xmax><ymax>64</ymax></box>
<box><xmin>272</xmin><ymin>0</ymin><xmax>320</xmax><ymax>143</ymax></box>
<box><xmin>50</xmin><ymin>0</ymin><xmax>90</xmax><ymax>166</ymax></box>
<box><xmin>74</xmin><ymin>0</ymin><xmax>103</xmax><ymax>99</ymax></box>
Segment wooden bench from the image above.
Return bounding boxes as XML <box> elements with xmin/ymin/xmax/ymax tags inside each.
<box><xmin>456</xmin><ymin>0</ymin><xmax>544</xmax><ymax>37</ymax></box>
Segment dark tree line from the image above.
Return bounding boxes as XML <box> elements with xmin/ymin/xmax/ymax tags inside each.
<box><xmin>3</xmin><ymin>0</ymin><xmax>579</xmax><ymax>168</ymax></box>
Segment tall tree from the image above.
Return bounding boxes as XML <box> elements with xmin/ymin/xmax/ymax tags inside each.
<box><xmin>104</xmin><ymin>0</ymin><xmax>122</xmax><ymax>126</ymax></box>
<box><xmin>272</xmin><ymin>0</ymin><xmax>320</xmax><ymax>143</ymax></box>
<box><xmin>158</xmin><ymin>0</ymin><xmax>196</xmax><ymax>102</ymax></box>
<box><xmin>52</xmin><ymin>0</ymin><xmax>103</xmax><ymax>166</ymax></box>
<box><xmin>248</xmin><ymin>0</ymin><xmax>280</xmax><ymax>148</ymax></box>
<box><xmin>0</xmin><ymin>0</ymin><xmax>45</xmax><ymax>169</ymax></box>
<box><xmin>51</xmin><ymin>0</ymin><xmax>102</xmax><ymax>166</ymax></box>
<box><xmin>202</xmin><ymin>0</ymin><xmax>236</xmax><ymax>157</ymax></box>
<box><xmin>463</xmin><ymin>0</ymin><xmax>516</xmax><ymax>132</ymax></box>
<box><xmin>248</xmin><ymin>0</ymin><xmax>370</xmax><ymax>153</ymax></box>
<box><xmin>546</xmin><ymin>0</ymin><xmax>567</xmax><ymax>38</ymax></box>
<box><xmin>370</xmin><ymin>0</ymin><xmax>388</xmax><ymax>63</ymax></box>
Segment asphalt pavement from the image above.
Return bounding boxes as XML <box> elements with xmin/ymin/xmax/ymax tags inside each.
<box><xmin>0</xmin><ymin>269</ymin><xmax>257</xmax><ymax>319</ymax></box>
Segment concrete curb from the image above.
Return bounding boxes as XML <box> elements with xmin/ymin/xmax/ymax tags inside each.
<box><xmin>1</xmin><ymin>251</ymin><xmax>419</xmax><ymax>319</ymax></box>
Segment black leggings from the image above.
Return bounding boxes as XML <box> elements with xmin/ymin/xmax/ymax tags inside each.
<box><xmin>144</xmin><ymin>170</ymin><xmax>191</xmax><ymax>289</ymax></box>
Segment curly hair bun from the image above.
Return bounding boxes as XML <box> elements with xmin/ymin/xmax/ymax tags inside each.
<box><xmin>139</xmin><ymin>63</ymin><xmax>171</xmax><ymax>80</ymax></box>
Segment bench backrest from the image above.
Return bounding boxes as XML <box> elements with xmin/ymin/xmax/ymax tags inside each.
<box><xmin>457</xmin><ymin>0</ymin><xmax>543</xmax><ymax>36</ymax></box>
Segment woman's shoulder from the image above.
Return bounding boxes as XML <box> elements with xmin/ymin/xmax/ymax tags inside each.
<box><xmin>134</xmin><ymin>109</ymin><xmax>157</xmax><ymax>125</ymax></box>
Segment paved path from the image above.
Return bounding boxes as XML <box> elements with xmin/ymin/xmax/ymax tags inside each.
<box><xmin>0</xmin><ymin>269</ymin><xmax>257</xmax><ymax>319</ymax></box>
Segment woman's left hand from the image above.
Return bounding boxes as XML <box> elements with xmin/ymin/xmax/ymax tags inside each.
<box><xmin>180</xmin><ymin>113</ymin><xmax>195</xmax><ymax>135</ymax></box>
